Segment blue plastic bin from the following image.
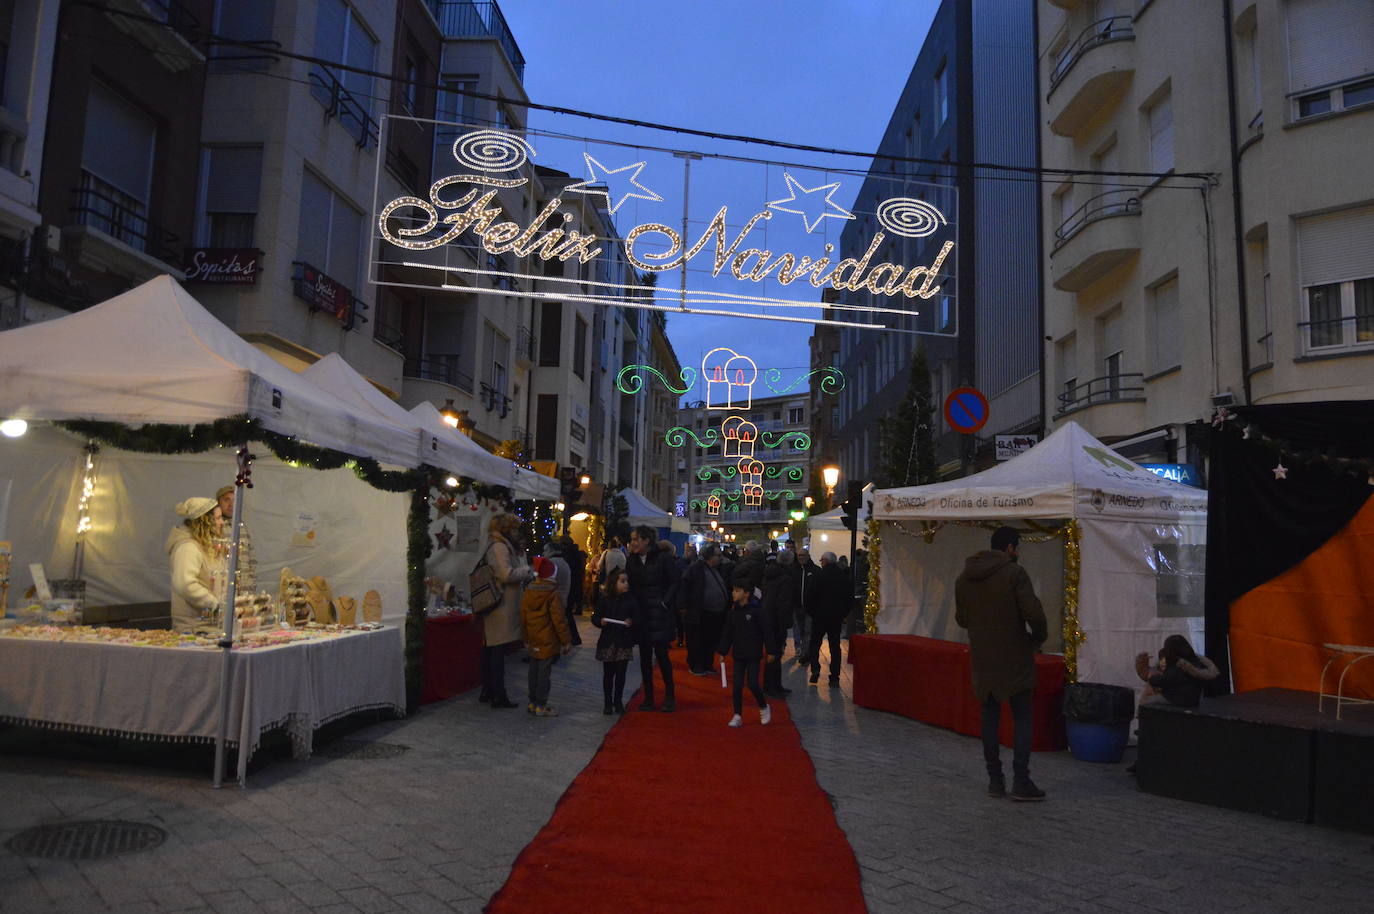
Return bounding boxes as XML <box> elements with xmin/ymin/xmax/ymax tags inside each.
<box><xmin>1065</xmin><ymin>719</ymin><xmax>1130</xmax><ymax>763</ymax></box>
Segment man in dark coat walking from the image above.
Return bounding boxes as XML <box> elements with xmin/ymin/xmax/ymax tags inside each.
<box><xmin>627</xmin><ymin>524</ymin><xmax>678</xmax><ymax>711</ymax></box>
<box><xmin>955</xmin><ymin>526</ymin><xmax>1048</xmax><ymax>802</ymax></box>
<box><xmin>682</xmin><ymin>543</ymin><xmax>730</xmax><ymax>675</ymax></box>
<box><xmin>761</xmin><ymin>550</ymin><xmax>797</xmax><ymax>698</ymax></box>
<box><xmin>793</xmin><ymin>550</ymin><xmax>818</xmax><ymax>663</ymax></box>
<box><xmin>804</xmin><ymin>552</ymin><xmax>851</xmax><ymax>687</ymax></box>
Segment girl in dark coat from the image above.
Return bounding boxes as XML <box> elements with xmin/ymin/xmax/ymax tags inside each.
<box><xmin>593</xmin><ymin>568</ymin><xmax>636</xmax><ymax>714</ymax></box>
<box><xmin>718</xmin><ymin>580</ymin><xmax>780</xmax><ymax>727</ymax></box>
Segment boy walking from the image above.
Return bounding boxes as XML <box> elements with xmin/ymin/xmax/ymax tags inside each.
<box><xmin>522</xmin><ymin>557</ymin><xmax>573</xmax><ymax>716</ymax></box>
<box><xmin>718</xmin><ymin>577</ymin><xmax>780</xmax><ymax>727</ymax></box>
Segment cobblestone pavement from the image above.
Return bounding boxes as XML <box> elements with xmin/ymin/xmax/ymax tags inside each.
<box><xmin>2</xmin><ymin>627</ymin><xmax>1373</xmax><ymax>913</ymax></box>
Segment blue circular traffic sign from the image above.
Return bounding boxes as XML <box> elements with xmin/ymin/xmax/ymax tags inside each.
<box><xmin>944</xmin><ymin>387</ymin><xmax>990</xmax><ymax>435</ymax></box>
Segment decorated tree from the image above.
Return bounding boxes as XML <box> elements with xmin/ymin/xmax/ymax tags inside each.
<box><xmin>877</xmin><ymin>342</ymin><xmax>938</xmax><ymax>488</ymax></box>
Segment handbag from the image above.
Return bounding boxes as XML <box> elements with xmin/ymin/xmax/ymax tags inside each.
<box><xmin>468</xmin><ymin>543</ymin><xmax>502</xmax><ymax>616</ymax></box>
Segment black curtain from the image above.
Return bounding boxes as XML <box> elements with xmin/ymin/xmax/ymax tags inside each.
<box><xmin>1203</xmin><ymin>401</ymin><xmax>1374</xmax><ymax>687</ymax></box>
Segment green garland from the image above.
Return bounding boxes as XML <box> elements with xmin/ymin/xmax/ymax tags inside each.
<box><xmin>59</xmin><ymin>417</ymin><xmax>520</xmax><ymax>715</ymax></box>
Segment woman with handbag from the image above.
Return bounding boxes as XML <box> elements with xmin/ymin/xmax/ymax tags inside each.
<box><xmin>479</xmin><ymin>514</ymin><xmax>534</xmax><ymax>709</ymax></box>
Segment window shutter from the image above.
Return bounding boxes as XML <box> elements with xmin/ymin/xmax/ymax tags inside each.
<box><xmin>328</xmin><ymin>194</ymin><xmax>363</xmax><ymax>288</ymax></box>
<box><xmin>205</xmin><ymin>147</ymin><xmax>263</xmax><ymax>213</ymax></box>
<box><xmin>1152</xmin><ymin>277</ymin><xmax>1180</xmax><ymax>369</ymax></box>
<box><xmin>296</xmin><ymin>170</ymin><xmax>331</xmax><ymax>271</ymax></box>
<box><xmin>82</xmin><ymin>82</ymin><xmax>156</xmax><ymax>202</ymax></box>
<box><xmin>1297</xmin><ymin>204</ymin><xmax>1374</xmax><ymax>287</ymax></box>
<box><xmin>1286</xmin><ymin>0</ymin><xmax>1374</xmax><ymax>92</ymax></box>
<box><xmin>1149</xmin><ymin>96</ymin><xmax>1174</xmax><ymax>174</ymax></box>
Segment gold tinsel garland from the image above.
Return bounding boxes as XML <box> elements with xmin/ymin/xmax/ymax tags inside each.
<box><xmin>863</xmin><ymin>515</ymin><xmax>882</xmax><ymax>633</ymax></box>
<box><xmin>583</xmin><ymin>513</ymin><xmax>605</xmax><ymax>599</ymax></box>
<box><xmin>1060</xmin><ymin>518</ymin><xmax>1084</xmax><ymax>683</ymax></box>
<box><xmin>885</xmin><ymin>517</ymin><xmax>1086</xmax><ymax>681</ymax></box>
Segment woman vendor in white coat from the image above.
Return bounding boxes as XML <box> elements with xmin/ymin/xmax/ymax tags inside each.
<box><xmin>165</xmin><ymin>497</ymin><xmax>225</xmax><ymax>631</ymax></box>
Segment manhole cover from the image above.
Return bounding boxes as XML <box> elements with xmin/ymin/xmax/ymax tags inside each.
<box><xmin>5</xmin><ymin>820</ymin><xmax>166</xmax><ymax>860</ymax></box>
<box><xmin>315</xmin><ymin>739</ymin><xmax>410</xmax><ymax>760</ymax></box>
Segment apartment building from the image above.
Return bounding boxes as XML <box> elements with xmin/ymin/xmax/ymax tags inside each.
<box><xmin>807</xmin><ymin>311</ymin><xmax>840</xmax><ymax>496</ymax></box>
<box><xmin>832</xmin><ymin>0</ymin><xmax>1042</xmax><ymax>486</ymax></box>
<box><xmin>679</xmin><ymin>393</ymin><xmax>812</xmax><ymax>543</ymax></box>
<box><xmin>1039</xmin><ymin>0</ymin><xmax>1374</xmax><ymax>468</ymax></box>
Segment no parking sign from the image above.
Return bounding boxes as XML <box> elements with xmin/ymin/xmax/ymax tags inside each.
<box><xmin>943</xmin><ymin>387</ymin><xmax>989</xmax><ymax>435</ymax></box>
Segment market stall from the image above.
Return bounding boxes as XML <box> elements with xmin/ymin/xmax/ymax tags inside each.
<box><xmin>0</xmin><ymin>276</ymin><xmax>500</xmax><ymax>781</ymax></box>
<box><xmin>870</xmin><ymin>421</ymin><xmax>1208</xmax><ymax>693</ymax></box>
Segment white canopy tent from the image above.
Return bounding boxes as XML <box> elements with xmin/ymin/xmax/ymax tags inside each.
<box><xmin>622</xmin><ymin>487</ymin><xmax>674</xmax><ymax>528</ymax></box>
<box><xmin>872</xmin><ymin>421</ymin><xmax>1208</xmax><ymax>692</ymax></box>
<box><xmin>406</xmin><ymin>401</ymin><xmax>559</xmax><ymax>502</ymax></box>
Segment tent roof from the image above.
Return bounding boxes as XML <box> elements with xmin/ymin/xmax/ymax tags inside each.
<box><xmin>0</xmin><ymin>276</ymin><xmax>419</xmax><ymax>466</ymax></box>
<box><xmin>873</xmin><ymin>421</ymin><xmax>1206</xmax><ymax>522</ymax></box>
<box><xmin>406</xmin><ymin>401</ymin><xmax>559</xmax><ymax>501</ymax></box>
<box><xmin>807</xmin><ymin>506</ymin><xmax>846</xmax><ymax>530</ymax></box>
<box><xmin>621</xmin><ymin>487</ymin><xmax>673</xmax><ymax>526</ymax></box>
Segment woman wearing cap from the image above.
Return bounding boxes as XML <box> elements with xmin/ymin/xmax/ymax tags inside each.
<box><xmin>166</xmin><ymin>497</ymin><xmax>226</xmax><ymax>632</ymax></box>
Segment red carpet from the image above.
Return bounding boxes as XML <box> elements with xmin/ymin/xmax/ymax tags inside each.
<box><xmin>486</xmin><ymin>648</ymin><xmax>866</xmax><ymax>913</ymax></box>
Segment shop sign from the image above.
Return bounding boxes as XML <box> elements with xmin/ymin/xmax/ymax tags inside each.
<box><xmin>1141</xmin><ymin>463</ymin><xmax>1201</xmax><ymax>487</ymax></box>
<box><xmin>292</xmin><ymin>262</ymin><xmax>355</xmax><ymax>327</ymax></box>
<box><xmin>183</xmin><ymin>248</ymin><xmax>260</xmax><ymax>284</ymax></box>
<box><xmin>944</xmin><ymin>387</ymin><xmax>989</xmax><ymax>435</ymax></box>
<box><xmin>674</xmin><ymin>501</ymin><xmax>687</xmax><ymax>517</ymax></box>
<box><xmin>995</xmin><ymin>434</ymin><xmax>1038</xmax><ymax>461</ymax></box>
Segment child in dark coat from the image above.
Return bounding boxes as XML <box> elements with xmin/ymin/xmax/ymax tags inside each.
<box><xmin>717</xmin><ymin>580</ymin><xmax>780</xmax><ymax>727</ymax></box>
<box><xmin>593</xmin><ymin>567</ymin><xmax>636</xmax><ymax>715</ymax></box>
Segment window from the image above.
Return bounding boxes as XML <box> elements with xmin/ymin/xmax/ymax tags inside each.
<box><xmin>402</xmin><ymin>57</ymin><xmax>418</xmax><ymax>113</ymax></box>
<box><xmin>773</xmin><ymin>410</ymin><xmax>782</xmax><ymax>422</ymax></box>
<box><xmin>933</xmin><ymin>62</ymin><xmax>948</xmax><ymax>125</ymax></box>
<box><xmin>789</xmin><ymin>407</ymin><xmax>804</xmax><ymax>424</ymax></box>
<box><xmin>297</xmin><ymin>169</ymin><xmax>363</xmax><ymax>288</ymax></box>
<box><xmin>434</xmin><ymin>76</ymin><xmax>478</xmax><ymax>177</ymax></box>
<box><xmin>212</xmin><ymin>0</ymin><xmax>275</xmax><ymax>73</ymax></box>
<box><xmin>310</xmin><ymin>0</ymin><xmax>377</xmax><ymax>145</ymax></box>
<box><xmin>1286</xmin><ymin>0</ymin><xmax>1374</xmax><ymax>120</ymax></box>
<box><xmin>574</xmin><ymin>315</ymin><xmax>588</xmax><ymax>379</ymax></box>
<box><xmin>485</xmin><ymin>323</ymin><xmax>510</xmax><ymax>396</ymax></box>
<box><xmin>201</xmin><ymin>146</ymin><xmax>263</xmax><ymax>247</ymax></box>
<box><xmin>539</xmin><ymin>301</ymin><xmax>562</xmax><ymax>366</ymax></box>
<box><xmin>1145</xmin><ymin>90</ymin><xmax>1174</xmax><ymax>174</ymax></box>
<box><xmin>1155</xmin><ymin>543</ymin><xmax>1206</xmax><ymax>617</ymax></box>
<box><xmin>1254</xmin><ymin>236</ymin><xmax>1273</xmax><ymax>363</ymax></box>
<box><xmin>1297</xmin><ymin>204</ymin><xmax>1374</xmax><ymax>351</ymax></box>
<box><xmin>1056</xmin><ymin>334</ymin><xmax>1077</xmax><ymax>405</ymax></box>
<box><xmin>1148</xmin><ymin>276</ymin><xmax>1180</xmax><ymax>373</ymax></box>
<box><xmin>79</xmin><ymin>82</ymin><xmax>161</xmax><ymax>254</ymax></box>
<box><xmin>535</xmin><ymin>394</ymin><xmax>558</xmax><ymax>461</ymax></box>
<box><xmin>1099</xmin><ymin>308</ymin><xmax>1124</xmax><ymax>397</ymax></box>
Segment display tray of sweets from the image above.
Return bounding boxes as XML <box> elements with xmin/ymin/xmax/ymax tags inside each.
<box><xmin>0</xmin><ymin>624</ymin><xmax>218</xmax><ymax>649</ymax></box>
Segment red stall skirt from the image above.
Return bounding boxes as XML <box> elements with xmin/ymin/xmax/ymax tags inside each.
<box><xmin>421</xmin><ymin>614</ymin><xmax>484</xmax><ymax>704</ymax></box>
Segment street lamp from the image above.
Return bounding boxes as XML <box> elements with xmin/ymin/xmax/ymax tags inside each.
<box><xmin>804</xmin><ymin>495</ymin><xmax>814</xmax><ymax>510</ymax></box>
<box><xmin>822</xmin><ymin>463</ymin><xmax>841</xmax><ymax>506</ymax></box>
<box><xmin>439</xmin><ymin>399</ymin><xmax>461</xmax><ymax>429</ymax></box>
<box><xmin>710</xmin><ymin>520</ymin><xmax>718</xmax><ymax>531</ymax></box>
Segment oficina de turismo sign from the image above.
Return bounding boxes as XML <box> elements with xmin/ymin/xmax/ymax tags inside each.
<box><xmin>371</xmin><ymin>120</ymin><xmax>957</xmax><ymax>333</ymax></box>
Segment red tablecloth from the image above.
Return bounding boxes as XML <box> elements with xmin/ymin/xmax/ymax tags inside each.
<box><xmin>851</xmin><ymin>634</ymin><xmax>1066</xmax><ymax>751</ymax></box>
<box><xmin>421</xmin><ymin>613</ymin><xmax>483</xmax><ymax>704</ymax></box>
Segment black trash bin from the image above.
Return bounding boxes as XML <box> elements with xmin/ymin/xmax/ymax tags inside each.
<box><xmin>1062</xmin><ymin>682</ymin><xmax>1135</xmax><ymax>762</ymax></box>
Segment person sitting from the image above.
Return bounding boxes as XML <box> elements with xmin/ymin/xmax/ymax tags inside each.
<box><xmin>1135</xmin><ymin>634</ymin><xmax>1219</xmax><ymax>709</ymax></box>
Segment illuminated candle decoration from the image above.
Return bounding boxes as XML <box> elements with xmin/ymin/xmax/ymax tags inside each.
<box><xmin>737</xmin><ymin>458</ymin><xmax>764</xmax><ymax>487</ymax></box>
<box><xmin>703</xmin><ymin>347</ymin><xmax>759</xmax><ymax>410</ymax></box>
<box><xmin>766</xmin><ymin>172</ymin><xmax>856</xmax><ymax>233</ymax></box>
<box><xmin>720</xmin><ymin>417</ymin><xmax>758</xmax><ymax>459</ymax></box>
<box><xmin>564</xmin><ymin>152</ymin><xmax>664</xmax><ymax>214</ymax></box>
<box><xmin>707</xmin><ymin>494</ymin><xmax>721</xmax><ymax>516</ymax></box>
<box><xmin>743</xmin><ymin>484</ymin><xmax>764</xmax><ymax>507</ymax></box>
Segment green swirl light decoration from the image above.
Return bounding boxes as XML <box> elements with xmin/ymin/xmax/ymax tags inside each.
<box><xmin>617</xmin><ymin>364</ymin><xmax>696</xmax><ymax>395</ymax></box>
<box><xmin>665</xmin><ymin>426</ymin><xmax>719</xmax><ymax>448</ymax></box>
<box><xmin>765</xmin><ymin>489</ymin><xmax>797</xmax><ymax>501</ymax></box>
<box><xmin>710</xmin><ymin>488</ymin><xmax>743</xmax><ymax>503</ymax></box>
<box><xmin>697</xmin><ymin>465</ymin><xmax>739</xmax><ymax>481</ymax></box>
<box><xmin>763</xmin><ymin>366</ymin><xmax>845</xmax><ymax>396</ymax></box>
<box><xmin>760</xmin><ymin>430</ymin><xmax>813</xmax><ymax>450</ymax></box>
<box><xmin>763</xmin><ymin>466</ymin><xmax>806</xmax><ymax>481</ymax></box>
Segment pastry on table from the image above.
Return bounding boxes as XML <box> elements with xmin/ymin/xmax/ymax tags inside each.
<box><xmin>362</xmin><ymin>590</ymin><xmax>382</xmax><ymax>623</ymax></box>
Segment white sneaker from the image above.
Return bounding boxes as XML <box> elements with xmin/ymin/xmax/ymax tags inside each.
<box><xmin>760</xmin><ymin>705</ymin><xmax>772</xmax><ymax>725</ymax></box>
<box><xmin>728</xmin><ymin>714</ymin><xmax>743</xmax><ymax>728</ymax></box>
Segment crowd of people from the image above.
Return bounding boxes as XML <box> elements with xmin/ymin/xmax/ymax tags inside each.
<box><xmin>473</xmin><ymin>516</ymin><xmax>857</xmax><ymax>724</ymax></box>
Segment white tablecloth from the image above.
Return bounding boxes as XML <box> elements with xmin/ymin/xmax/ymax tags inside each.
<box><xmin>0</xmin><ymin>627</ymin><xmax>405</xmax><ymax>783</ymax></box>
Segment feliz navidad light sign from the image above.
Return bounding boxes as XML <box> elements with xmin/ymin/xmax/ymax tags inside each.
<box><xmin>371</xmin><ymin>120</ymin><xmax>957</xmax><ymax>331</ymax></box>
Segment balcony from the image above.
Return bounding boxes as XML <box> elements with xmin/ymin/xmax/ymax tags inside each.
<box><xmin>429</xmin><ymin>1</ymin><xmax>526</xmax><ymax>83</ymax></box>
<box><xmin>405</xmin><ymin>354</ymin><xmax>473</xmax><ymax>393</ymax></box>
<box><xmin>516</xmin><ymin>325</ymin><xmax>535</xmax><ymax>366</ymax></box>
<box><xmin>479</xmin><ymin>382</ymin><xmax>511</xmax><ymax>418</ymax></box>
<box><xmin>1055</xmin><ymin>373</ymin><xmax>1146</xmax><ymax>436</ymax></box>
<box><xmin>1051</xmin><ymin>189</ymin><xmax>1141</xmax><ymax>292</ymax></box>
<box><xmin>1048</xmin><ymin>16</ymin><xmax>1135</xmax><ymax>137</ymax></box>
<box><xmin>106</xmin><ymin>0</ymin><xmax>204</xmax><ymax>73</ymax></box>
<box><xmin>373</xmin><ymin>316</ymin><xmax>405</xmax><ymax>353</ymax></box>
<box><xmin>68</xmin><ymin>173</ymin><xmax>182</xmax><ymax>278</ymax></box>
<box><xmin>308</xmin><ymin>67</ymin><xmax>379</xmax><ymax>149</ymax></box>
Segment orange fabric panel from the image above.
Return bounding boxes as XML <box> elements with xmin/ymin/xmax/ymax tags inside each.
<box><xmin>1231</xmin><ymin>497</ymin><xmax>1374</xmax><ymax>699</ymax></box>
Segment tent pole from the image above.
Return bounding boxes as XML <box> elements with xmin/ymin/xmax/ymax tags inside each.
<box><xmin>213</xmin><ymin>446</ymin><xmax>250</xmax><ymax>788</ymax></box>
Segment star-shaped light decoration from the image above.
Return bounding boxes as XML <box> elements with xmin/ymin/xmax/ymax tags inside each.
<box><xmin>565</xmin><ymin>153</ymin><xmax>663</xmax><ymax>214</ymax></box>
<box><xmin>766</xmin><ymin>172</ymin><xmax>855</xmax><ymax>233</ymax></box>
<box><xmin>1272</xmin><ymin>462</ymin><xmax>1288</xmax><ymax>480</ymax></box>
<box><xmin>434</xmin><ymin>525</ymin><xmax>454</xmax><ymax>550</ymax></box>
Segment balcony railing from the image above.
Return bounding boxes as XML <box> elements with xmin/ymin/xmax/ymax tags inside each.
<box><xmin>71</xmin><ymin>172</ymin><xmax>181</xmax><ymax>266</ymax></box>
<box><xmin>479</xmin><ymin>382</ymin><xmax>511</xmax><ymax>418</ymax></box>
<box><xmin>405</xmin><ymin>354</ymin><xmax>473</xmax><ymax>393</ymax></box>
<box><xmin>1057</xmin><ymin>373</ymin><xmax>1144</xmax><ymax>414</ymax></box>
<box><xmin>373</xmin><ymin>316</ymin><xmax>405</xmax><ymax>352</ymax></box>
<box><xmin>517</xmin><ymin>324</ymin><xmax>535</xmax><ymax>363</ymax></box>
<box><xmin>429</xmin><ymin>2</ymin><xmax>526</xmax><ymax>82</ymax></box>
<box><xmin>1050</xmin><ymin>15</ymin><xmax>1135</xmax><ymax>90</ymax></box>
<box><xmin>1054</xmin><ymin>188</ymin><xmax>1141</xmax><ymax>247</ymax></box>
<box><xmin>308</xmin><ymin>66</ymin><xmax>379</xmax><ymax>148</ymax></box>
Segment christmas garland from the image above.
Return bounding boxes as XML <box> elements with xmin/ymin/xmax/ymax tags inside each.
<box><xmin>1209</xmin><ymin>406</ymin><xmax>1374</xmax><ymax>483</ymax></box>
<box><xmin>59</xmin><ymin>417</ymin><xmax>521</xmax><ymax>713</ymax></box>
<box><xmin>863</xmin><ymin>515</ymin><xmax>881</xmax><ymax>633</ymax></box>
